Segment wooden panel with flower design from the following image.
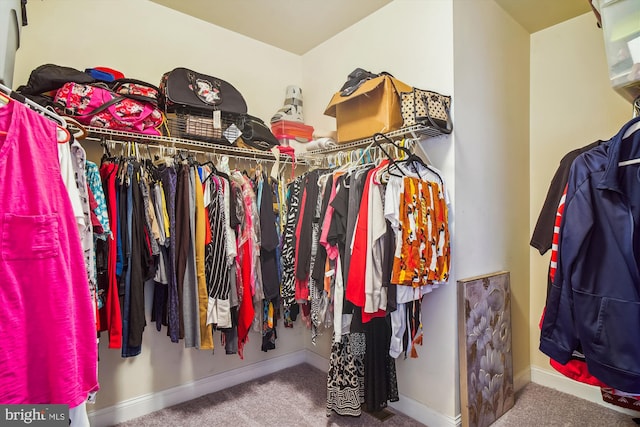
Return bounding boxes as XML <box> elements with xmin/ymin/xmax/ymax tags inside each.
<box><xmin>457</xmin><ymin>271</ymin><xmax>514</xmax><ymax>427</ymax></box>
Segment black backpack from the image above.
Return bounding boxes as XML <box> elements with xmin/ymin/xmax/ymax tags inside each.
<box><xmin>16</xmin><ymin>64</ymin><xmax>95</xmax><ymax>95</ymax></box>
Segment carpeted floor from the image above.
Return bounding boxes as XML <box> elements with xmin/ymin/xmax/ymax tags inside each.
<box><xmin>113</xmin><ymin>363</ymin><xmax>640</xmax><ymax>427</ymax></box>
<box><xmin>492</xmin><ymin>382</ymin><xmax>639</xmax><ymax>427</ymax></box>
<box><xmin>113</xmin><ymin>363</ymin><xmax>424</xmax><ymax>427</ymax></box>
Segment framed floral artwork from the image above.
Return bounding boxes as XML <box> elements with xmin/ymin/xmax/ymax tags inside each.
<box><xmin>457</xmin><ymin>271</ymin><xmax>514</xmax><ymax>427</ymax></box>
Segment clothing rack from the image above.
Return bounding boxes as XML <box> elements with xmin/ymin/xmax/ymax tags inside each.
<box><xmin>298</xmin><ymin>123</ymin><xmax>443</xmax><ymax>170</ymax></box>
<box><xmin>90</xmin><ymin>134</ymin><xmax>294</xmax><ymax>167</ymax></box>
<box><xmin>301</xmin><ymin>126</ymin><xmax>441</xmax><ymax>171</ymax></box>
<box><xmin>86</xmin><ymin>124</ymin><xmax>444</xmax><ymax>169</ymax></box>
<box><xmin>299</xmin><ymin>124</ymin><xmax>443</xmax><ymax>158</ymax></box>
<box><xmin>84</xmin><ymin>126</ymin><xmax>304</xmax><ymax>165</ymax></box>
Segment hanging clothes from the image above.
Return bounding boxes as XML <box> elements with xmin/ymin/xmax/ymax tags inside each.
<box><xmin>346</xmin><ymin>161</ymin><xmax>389</xmax><ymax>321</ymax></box>
<box><xmin>88</xmin><ymin>159</ymin><xmax>112</xmax><ymax>334</ymax></box>
<box><xmin>281</xmin><ymin>176</ymin><xmax>303</xmax><ymax>326</ymax></box>
<box><xmin>230</xmin><ymin>171</ymin><xmax>257</xmax><ymax>358</ymax></box>
<box><xmin>194</xmin><ymin>168</ymin><xmax>211</xmax><ymax>350</ymax></box>
<box><xmin>158</xmin><ymin>165</ymin><xmax>180</xmax><ymax>343</ymax></box>
<box><xmin>324</xmin><ymin>173</ymin><xmax>349</xmax><ymax>343</ymax></box>
<box><xmin>540</xmin><ymin>117</ymin><xmax>640</xmax><ymax>393</ymax></box>
<box><xmin>310</xmin><ymin>172</ymin><xmax>332</xmax><ymax>344</ymax></box>
<box><xmin>204</xmin><ymin>173</ymin><xmax>232</xmax><ymax>330</ymax></box>
<box><xmin>343</xmin><ymin>166</ymin><xmax>373</xmax><ymax>301</ymax></box>
<box><xmin>258</xmin><ymin>172</ymin><xmax>281</xmax><ymax>352</ymax></box>
<box><xmin>150</xmin><ymin>180</ymin><xmax>170</xmax><ymax>334</ymax></box>
<box><xmin>183</xmin><ymin>165</ymin><xmax>200</xmax><ymax>348</ymax></box>
<box><xmin>531</xmin><ymin>140</ymin><xmax>608</xmax><ymax>386</ymax></box>
<box><xmin>259</xmin><ymin>172</ymin><xmax>281</xmax><ymax>301</ymax></box>
<box><xmin>98</xmin><ymin>161</ymin><xmax>122</xmax><ymax>348</ymax></box>
<box><xmin>120</xmin><ymin>160</ymin><xmax>153</xmax><ymax>358</ymax></box>
<box><xmin>175</xmin><ymin>162</ymin><xmax>190</xmax><ymax>340</ymax></box>
<box><xmin>537</xmin><ymin>184</ymin><xmax>606</xmax><ymax>387</ymax></box>
<box><xmin>221</xmin><ymin>175</ymin><xmax>243</xmax><ymax>354</ymax></box>
<box><xmin>535</xmin><ymin>121</ymin><xmax>640</xmax><ymax>407</ymax></box>
<box><xmin>309</xmin><ymin>145</ymin><xmax>450</xmax><ymax>416</ymax></box>
<box><xmin>294</xmin><ymin>170</ymin><xmax>320</xmax><ymax>308</ymax></box>
<box><xmin>530</xmin><ymin>140</ymin><xmax>603</xmax><ymax>256</ymax></box>
<box><xmin>384</xmin><ymin>161</ymin><xmax>450</xmax><ymax>359</ymax></box>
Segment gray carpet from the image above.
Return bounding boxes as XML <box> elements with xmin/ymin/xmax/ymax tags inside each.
<box><xmin>113</xmin><ymin>363</ymin><xmax>640</xmax><ymax>427</ymax></box>
<box><xmin>492</xmin><ymin>382</ymin><xmax>639</xmax><ymax>427</ymax></box>
<box><xmin>113</xmin><ymin>363</ymin><xmax>425</xmax><ymax>427</ymax></box>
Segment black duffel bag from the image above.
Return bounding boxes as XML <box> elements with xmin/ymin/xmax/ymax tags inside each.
<box><xmin>15</xmin><ymin>64</ymin><xmax>96</xmax><ymax>107</ymax></box>
<box><xmin>238</xmin><ymin>115</ymin><xmax>280</xmax><ymax>151</ymax></box>
<box><xmin>159</xmin><ymin>67</ymin><xmax>247</xmax><ymax>114</ymax></box>
<box><xmin>17</xmin><ymin>64</ymin><xmax>96</xmax><ymax>95</ymax></box>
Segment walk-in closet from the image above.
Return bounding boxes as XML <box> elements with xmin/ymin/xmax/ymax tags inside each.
<box><xmin>2</xmin><ymin>1</ymin><xmax>640</xmax><ymax>426</ymax></box>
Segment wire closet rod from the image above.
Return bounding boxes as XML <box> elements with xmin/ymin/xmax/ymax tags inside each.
<box><xmin>84</xmin><ymin>126</ymin><xmax>304</xmax><ymax>164</ymax></box>
<box><xmin>299</xmin><ymin>123</ymin><xmax>444</xmax><ymax>159</ymax></box>
<box><xmin>90</xmin><ymin>136</ymin><xmax>297</xmax><ymax>167</ymax></box>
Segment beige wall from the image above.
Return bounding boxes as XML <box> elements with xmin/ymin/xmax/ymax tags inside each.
<box><xmin>13</xmin><ymin>0</ymin><xmax>303</xmax><ymax>123</ymax></box>
<box><xmin>453</xmin><ymin>0</ymin><xmax>531</xmax><ymax>389</ymax></box>
<box><xmin>529</xmin><ymin>12</ymin><xmax>630</xmax><ymax>373</ymax></box>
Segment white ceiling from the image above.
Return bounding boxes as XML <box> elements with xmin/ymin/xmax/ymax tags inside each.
<box><xmin>149</xmin><ymin>0</ymin><xmax>595</xmax><ymax>55</ymax></box>
<box><xmin>149</xmin><ymin>0</ymin><xmax>392</xmax><ymax>55</ymax></box>
<box><xmin>494</xmin><ymin>0</ymin><xmax>594</xmax><ymax>33</ymax></box>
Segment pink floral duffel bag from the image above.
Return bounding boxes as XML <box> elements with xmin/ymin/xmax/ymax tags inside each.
<box><xmin>54</xmin><ymin>82</ymin><xmax>164</xmax><ymax>135</ymax></box>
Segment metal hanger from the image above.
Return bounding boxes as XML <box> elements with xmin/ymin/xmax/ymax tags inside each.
<box><xmin>64</xmin><ymin>117</ymin><xmax>88</xmax><ymax>140</ymax></box>
<box><xmin>373</xmin><ymin>132</ymin><xmax>443</xmax><ymax>184</ymax></box>
<box><xmin>372</xmin><ymin>133</ymin><xmax>408</xmax><ymax>177</ymax></box>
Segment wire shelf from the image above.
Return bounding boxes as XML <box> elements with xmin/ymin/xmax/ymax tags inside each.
<box><xmin>299</xmin><ymin>124</ymin><xmax>446</xmax><ymax>158</ymax></box>
<box><xmin>84</xmin><ymin>126</ymin><xmax>297</xmax><ymax>163</ymax></box>
<box><xmin>84</xmin><ymin>122</ymin><xmax>447</xmax><ymax>166</ymax></box>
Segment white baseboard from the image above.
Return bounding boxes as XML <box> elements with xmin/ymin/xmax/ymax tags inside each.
<box><xmin>304</xmin><ymin>349</ymin><xmax>329</xmax><ymax>371</ymax></box>
<box><xmin>530</xmin><ymin>366</ymin><xmax>640</xmax><ymax>416</ymax></box>
<box><xmin>389</xmin><ymin>395</ymin><xmax>461</xmax><ymax>427</ymax></box>
<box><xmin>88</xmin><ymin>350</ymin><xmax>308</xmax><ymax>427</ymax></box>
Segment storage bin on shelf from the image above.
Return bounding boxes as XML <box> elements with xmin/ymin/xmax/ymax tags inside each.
<box><xmin>599</xmin><ymin>0</ymin><xmax>640</xmax><ymax>101</ymax></box>
<box><xmin>270</xmin><ymin>120</ymin><xmax>314</xmax><ymax>146</ymax></box>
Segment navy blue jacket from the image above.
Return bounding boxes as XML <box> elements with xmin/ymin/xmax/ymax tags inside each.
<box><xmin>540</xmin><ymin>117</ymin><xmax>640</xmax><ymax>393</ymax></box>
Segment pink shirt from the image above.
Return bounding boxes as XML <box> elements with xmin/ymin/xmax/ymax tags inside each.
<box><xmin>0</xmin><ymin>101</ymin><xmax>98</xmax><ymax>406</ymax></box>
